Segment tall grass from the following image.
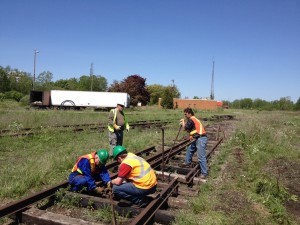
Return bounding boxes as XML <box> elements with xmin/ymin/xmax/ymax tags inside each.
<box><xmin>1</xmin><ymin>106</ymin><xmax>210</xmax><ymax>200</ymax></box>
<box><xmin>173</xmin><ymin>110</ymin><xmax>300</xmax><ymax>225</ymax></box>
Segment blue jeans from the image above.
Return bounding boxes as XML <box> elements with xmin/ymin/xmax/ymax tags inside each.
<box><xmin>185</xmin><ymin>136</ymin><xmax>208</xmax><ymax>176</ymax></box>
<box><xmin>109</xmin><ymin>131</ymin><xmax>123</xmax><ymax>156</ymax></box>
<box><xmin>112</xmin><ymin>182</ymin><xmax>156</xmax><ymax>204</ymax></box>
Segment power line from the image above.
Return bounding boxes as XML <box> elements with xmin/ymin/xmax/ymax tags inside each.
<box><xmin>210</xmin><ymin>59</ymin><xmax>215</xmax><ymax>100</ymax></box>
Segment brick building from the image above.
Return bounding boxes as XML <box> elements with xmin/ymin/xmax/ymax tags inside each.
<box><xmin>173</xmin><ymin>98</ymin><xmax>218</xmax><ymax>110</ymax></box>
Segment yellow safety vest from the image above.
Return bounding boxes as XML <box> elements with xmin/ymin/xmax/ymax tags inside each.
<box><xmin>122</xmin><ymin>153</ymin><xmax>157</xmax><ymax>189</ymax></box>
<box><xmin>107</xmin><ymin>108</ymin><xmax>129</xmax><ymax>132</ymax></box>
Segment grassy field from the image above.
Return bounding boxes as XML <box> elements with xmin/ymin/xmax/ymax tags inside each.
<box><xmin>173</xmin><ymin>110</ymin><xmax>300</xmax><ymax>225</ymax></box>
<box><xmin>0</xmin><ymin>100</ymin><xmax>299</xmax><ymax>224</ymax></box>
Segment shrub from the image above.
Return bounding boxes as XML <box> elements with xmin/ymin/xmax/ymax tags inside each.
<box><xmin>4</xmin><ymin>91</ymin><xmax>24</xmax><ymax>102</ymax></box>
<box><xmin>0</xmin><ymin>93</ymin><xmax>5</xmax><ymax>101</ymax></box>
<box><xmin>20</xmin><ymin>95</ymin><xmax>30</xmax><ymax>106</ymax></box>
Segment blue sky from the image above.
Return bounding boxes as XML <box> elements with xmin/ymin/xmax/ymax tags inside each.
<box><xmin>1</xmin><ymin>0</ymin><xmax>299</xmax><ymax>102</ymax></box>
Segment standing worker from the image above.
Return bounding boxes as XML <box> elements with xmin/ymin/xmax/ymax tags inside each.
<box><xmin>69</xmin><ymin>149</ymin><xmax>111</xmax><ymax>194</ymax></box>
<box><xmin>108</xmin><ymin>103</ymin><xmax>130</xmax><ymax>157</ymax></box>
<box><xmin>110</xmin><ymin>145</ymin><xmax>157</xmax><ymax>207</ymax></box>
<box><xmin>180</xmin><ymin>107</ymin><xmax>208</xmax><ymax>179</ymax></box>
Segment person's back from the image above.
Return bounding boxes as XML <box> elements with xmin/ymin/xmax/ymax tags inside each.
<box><xmin>110</xmin><ymin>146</ymin><xmax>157</xmax><ymax>207</ymax></box>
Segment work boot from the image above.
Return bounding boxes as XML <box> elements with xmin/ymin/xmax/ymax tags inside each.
<box><xmin>200</xmin><ymin>175</ymin><xmax>206</xmax><ymax>179</ymax></box>
<box><xmin>136</xmin><ymin>196</ymin><xmax>152</xmax><ymax>208</ymax></box>
<box><xmin>180</xmin><ymin>163</ymin><xmax>191</xmax><ymax>168</ymax></box>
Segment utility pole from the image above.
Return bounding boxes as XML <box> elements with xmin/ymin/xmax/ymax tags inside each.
<box><xmin>33</xmin><ymin>50</ymin><xmax>39</xmax><ymax>90</ymax></box>
<box><xmin>210</xmin><ymin>60</ymin><xmax>215</xmax><ymax>100</ymax></box>
<box><xmin>90</xmin><ymin>63</ymin><xmax>93</xmax><ymax>91</ymax></box>
<box><xmin>171</xmin><ymin>79</ymin><xmax>175</xmax><ymax>87</ymax></box>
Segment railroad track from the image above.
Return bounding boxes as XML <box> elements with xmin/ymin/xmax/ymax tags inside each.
<box><xmin>0</xmin><ymin>115</ymin><xmax>234</xmax><ymax>138</ymax></box>
<box><xmin>0</xmin><ymin>117</ymin><xmax>235</xmax><ymax>224</ymax></box>
<box><xmin>0</xmin><ymin>119</ymin><xmax>171</xmax><ymax>138</ymax></box>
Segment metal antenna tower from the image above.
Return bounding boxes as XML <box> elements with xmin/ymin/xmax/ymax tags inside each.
<box><xmin>210</xmin><ymin>60</ymin><xmax>215</xmax><ymax>100</ymax></box>
<box><xmin>90</xmin><ymin>63</ymin><xmax>94</xmax><ymax>91</ymax></box>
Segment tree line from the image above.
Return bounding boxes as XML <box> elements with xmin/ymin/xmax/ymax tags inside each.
<box><xmin>0</xmin><ymin>66</ymin><xmax>180</xmax><ymax>108</ymax></box>
<box><xmin>222</xmin><ymin>97</ymin><xmax>300</xmax><ymax>111</ymax></box>
<box><xmin>1</xmin><ymin>65</ymin><xmax>299</xmax><ymax>110</ymax></box>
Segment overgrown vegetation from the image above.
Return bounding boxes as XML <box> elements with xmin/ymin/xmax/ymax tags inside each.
<box><xmin>0</xmin><ymin>105</ymin><xmax>299</xmax><ymax>224</ymax></box>
<box><xmin>174</xmin><ymin>111</ymin><xmax>300</xmax><ymax>225</ymax></box>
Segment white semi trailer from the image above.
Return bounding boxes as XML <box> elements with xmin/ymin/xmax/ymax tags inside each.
<box><xmin>30</xmin><ymin>90</ymin><xmax>130</xmax><ymax>109</ymax></box>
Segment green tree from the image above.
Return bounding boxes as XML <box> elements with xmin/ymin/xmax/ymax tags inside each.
<box><xmin>231</xmin><ymin>99</ymin><xmax>241</xmax><ymax>109</ymax></box>
<box><xmin>8</xmin><ymin>70</ymin><xmax>32</xmax><ymax>94</ymax></box>
<box><xmin>277</xmin><ymin>97</ymin><xmax>294</xmax><ymax>110</ymax></box>
<box><xmin>147</xmin><ymin>84</ymin><xmax>165</xmax><ymax>105</ymax></box>
<box><xmin>91</xmin><ymin>75</ymin><xmax>108</xmax><ymax>91</ymax></box>
<box><xmin>253</xmin><ymin>98</ymin><xmax>267</xmax><ymax>109</ymax></box>
<box><xmin>294</xmin><ymin>97</ymin><xmax>300</xmax><ymax>111</ymax></box>
<box><xmin>77</xmin><ymin>75</ymin><xmax>90</xmax><ymax>91</ymax></box>
<box><xmin>4</xmin><ymin>90</ymin><xmax>24</xmax><ymax>102</ymax></box>
<box><xmin>53</xmin><ymin>78</ymin><xmax>79</xmax><ymax>90</ymax></box>
<box><xmin>36</xmin><ymin>71</ymin><xmax>53</xmax><ymax>90</ymax></box>
<box><xmin>0</xmin><ymin>67</ymin><xmax>10</xmax><ymax>93</ymax></box>
<box><xmin>161</xmin><ymin>86</ymin><xmax>174</xmax><ymax>109</ymax></box>
<box><xmin>53</xmin><ymin>79</ymin><xmax>68</xmax><ymax>89</ymax></box>
<box><xmin>240</xmin><ymin>98</ymin><xmax>253</xmax><ymax>109</ymax></box>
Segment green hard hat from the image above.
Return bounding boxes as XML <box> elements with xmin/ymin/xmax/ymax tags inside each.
<box><xmin>97</xmin><ymin>149</ymin><xmax>109</xmax><ymax>165</ymax></box>
<box><xmin>113</xmin><ymin>145</ymin><xmax>127</xmax><ymax>159</ymax></box>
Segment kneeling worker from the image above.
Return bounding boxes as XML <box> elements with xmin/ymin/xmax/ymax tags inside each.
<box><xmin>110</xmin><ymin>145</ymin><xmax>157</xmax><ymax>207</ymax></box>
<box><xmin>69</xmin><ymin>149</ymin><xmax>111</xmax><ymax>194</ymax></box>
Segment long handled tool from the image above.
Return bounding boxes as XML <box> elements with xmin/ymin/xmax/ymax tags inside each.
<box><xmin>109</xmin><ymin>191</ymin><xmax>117</xmax><ymax>225</ymax></box>
<box><xmin>164</xmin><ymin>124</ymin><xmax>182</xmax><ymax>164</ymax></box>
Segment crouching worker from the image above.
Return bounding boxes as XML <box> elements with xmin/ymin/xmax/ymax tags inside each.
<box><xmin>69</xmin><ymin>149</ymin><xmax>111</xmax><ymax>195</ymax></box>
<box><xmin>110</xmin><ymin>145</ymin><xmax>157</xmax><ymax>207</ymax></box>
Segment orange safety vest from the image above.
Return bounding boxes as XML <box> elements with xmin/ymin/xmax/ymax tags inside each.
<box><xmin>122</xmin><ymin>153</ymin><xmax>157</xmax><ymax>189</ymax></box>
<box><xmin>189</xmin><ymin>116</ymin><xmax>206</xmax><ymax>139</ymax></box>
<box><xmin>71</xmin><ymin>152</ymin><xmax>96</xmax><ymax>175</ymax></box>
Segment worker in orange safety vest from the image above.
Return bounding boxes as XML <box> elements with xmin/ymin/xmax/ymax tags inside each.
<box><xmin>180</xmin><ymin>107</ymin><xmax>208</xmax><ymax>179</ymax></box>
<box><xmin>69</xmin><ymin>150</ymin><xmax>111</xmax><ymax>194</ymax></box>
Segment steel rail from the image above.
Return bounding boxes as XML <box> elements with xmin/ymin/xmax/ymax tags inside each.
<box><xmin>129</xmin><ymin>177</ymin><xmax>179</xmax><ymax>225</ymax></box>
<box><xmin>0</xmin><ymin>182</ymin><xmax>68</xmax><ymax>218</ymax></box>
<box><xmin>0</xmin><ymin>141</ymin><xmax>180</xmax><ymax>219</ymax></box>
<box><xmin>185</xmin><ymin>137</ymin><xmax>224</xmax><ymax>183</ymax></box>
<box><xmin>0</xmin><ymin>122</ymin><xmax>227</xmax><ymax>221</ymax></box>
<box><xmin>0</xmin><ymin>120</ymin><xmax>171</xmax><ymax>138</ymax></box>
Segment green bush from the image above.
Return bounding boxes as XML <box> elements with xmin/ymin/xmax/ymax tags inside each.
<box><xmin>0</xmin><ymin>93</ymin><xmax>5</xmax><ymax>101</ymax></box>
<box><xmin>4</xmin><ymin>91</ymin><xmax>24</xmax><ymax>102</ymax></box>
<box><xmin>19</xmin><ymin>94</ymin><xmax>30</xmax><ymax>106</ymax></box>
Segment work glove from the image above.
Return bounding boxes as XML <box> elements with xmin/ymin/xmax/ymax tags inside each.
<box><xmin>179</xmin><ymin>119</ymin><xmax>185</xmax><ymax>126</ymax></box>
<box><xmin>113</xmin><ymin>124</ymin><xmax>121</xmax><ymax>130</ymax></box>
<box><xmin>94</xmin><ymin>186</ymin><xmax>105</xmax><ymax>194</ymax></box>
